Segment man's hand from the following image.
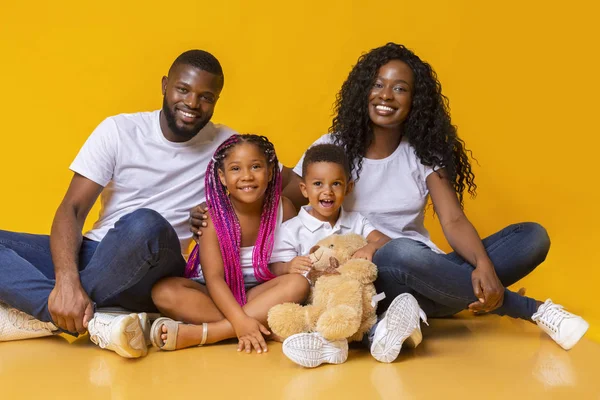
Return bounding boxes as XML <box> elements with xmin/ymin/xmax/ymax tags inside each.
<box><xmin>48</xmin><ymin>279</ymin><xmax>94</xmax><ymax>334</ymax></box>
<box><xmin>189</xmin><ymin>203</ymin><xmax>209</xmax><ymax>243</ymax></box>
<box><xmin>468</xmin><ymin>263</ymin><xmax>505</xmax><ymax>313</ymax></box>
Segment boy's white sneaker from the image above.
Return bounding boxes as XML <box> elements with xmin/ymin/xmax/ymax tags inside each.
<box><xmin>531</xmin><ymin>299</ymin><xmax>589</xmax><ymax>350</ymax></box>
<box><xmin>370</xmin><ymin>293</ymin><xmax>427</xmax><ymax>363</ymax></box>
<box><xmin>88</xmin><ymin>312</ymin><xmax>147</xmax><ymax>358</ymax></box>
<box><xmin>0</xmin><ymin>302</ymin><xmax>57</xmax><ymax>341</ymax></box>
<box><xmin>282</xmin><ymin>332</ymin><xmax>348</xmax><ymax>368</ymax></box>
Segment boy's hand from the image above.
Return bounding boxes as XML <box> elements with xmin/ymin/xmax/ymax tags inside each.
<box><xmin>351</xmin><ymin>244</ymin><xmax>377</xmax><ymax>261</ymax></box>
<box><xmin>234</xmin><ymin>316</ymin><xmax>270</xmax><ymax>354</ymax></box>
<box><xmin>287</xmin><ymin>256</ymin><xmax>313</xmax><ymax>274</ymax></box>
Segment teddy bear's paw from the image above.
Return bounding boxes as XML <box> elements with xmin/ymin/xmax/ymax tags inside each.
<box><xmin>336</xmin><ymin>259</ymin><xmax>378</xmax><ymax>283</ymax></box>
<box><xmin>316</xmin><ymin>305</ymin><xmax>361</xmax><ymax>341</ymax></box>
<box><xmin>267</xmin><ymin>303</ymin><xmax>310</xmax><ymax>339</ymax></box>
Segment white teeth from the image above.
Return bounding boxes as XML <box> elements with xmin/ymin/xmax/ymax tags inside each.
<box><xmin>375</xmin><ymin>105</ymin><xmax>395</xmax><ymax>112</ymax></box>
<box><xmin>179</xmin><ymin>110</ymin><xmax>196</xmax><ymax>118</ymax></box>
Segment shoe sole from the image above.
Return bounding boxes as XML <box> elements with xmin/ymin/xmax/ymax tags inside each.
<box><xmin>370</xmin><ymin>294</ymin><xmax>421</xmax><ymax>363</ymax></box>
<box><xmin>282</xmin><ymin>333</ymin><xmax>348</xmax><ymax>368</ymax></box>
<box><xmin>109</xmin><ymin>314</ymin><xmax>147</xmax><ymax>358</ymax></box>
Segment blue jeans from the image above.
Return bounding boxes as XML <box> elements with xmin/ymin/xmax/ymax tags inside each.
<box><xmin>0</xmin><ymin>208</ymin><xmax>185</xmax><ymax>332</ymax></box>
<box><xmin>373</xmin><ymin>223</ymin><xmax>551</xmax><ymax>320</ymax></box>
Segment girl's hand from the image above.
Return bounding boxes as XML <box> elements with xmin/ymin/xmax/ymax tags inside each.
<box><xmin>234</xmin><ymin>317</ymin><xmax>270</xmax><ymax>354</ymax></box>
<box><xmin>287</xmin><ymin>256</ymin><xmax>313</xmax><ymax>274</ymax></box>
<box><xmin>468</xmin><ymin>263</ymin><xmax>505</xmax><ymax>313</ymax></box>
<box><xmin>352</xmin><ymin>244</ymin><xmax>377</xmax><ymax>261</ymax></box>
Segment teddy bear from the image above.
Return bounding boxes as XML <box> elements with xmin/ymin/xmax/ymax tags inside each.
<box><xmin>267</xmin><ymin>233</ymin><xmax>381</xmax><ymax>343</ymax></box>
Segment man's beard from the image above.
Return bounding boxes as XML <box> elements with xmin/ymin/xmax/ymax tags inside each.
<box><xmin>162</xmin><ymin>97</ymin><xmax>211</xmax><ymax>140</ymax></box>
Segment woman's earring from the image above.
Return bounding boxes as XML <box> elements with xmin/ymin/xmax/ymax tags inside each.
<box><xmin>226</xmin><ymin>188</ymin><xmax>230</xmax><ymax>196</ymax></box>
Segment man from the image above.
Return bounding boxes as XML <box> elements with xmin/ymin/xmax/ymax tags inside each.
<box><xmin>0</xmin><ymin>50</ymin><xmax>291</xmax><ymax>358</ymax></box>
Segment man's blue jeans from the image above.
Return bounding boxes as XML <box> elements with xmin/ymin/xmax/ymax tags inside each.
<box><xmin>373</xmin><ymin>223</ymin><xmax>551</xmax><ymax>320</ymax></box>
<box><xmin>0</xmin><ymin>208</ymin><xmax>185</xmax><ymax>332</ymax></box>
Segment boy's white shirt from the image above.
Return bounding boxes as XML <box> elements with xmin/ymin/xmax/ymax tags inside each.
<box><xmin>293</xmin><ymin>133</ymin><xmax>444</xmax><ymax>254</ymax></box>
<box><xmin>270</xmin><ymin>205</ymin><xmax>377</xmax><ymax>263</ymax></box>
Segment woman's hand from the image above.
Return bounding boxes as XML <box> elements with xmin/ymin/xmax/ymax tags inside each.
<box><xmin>189</xmin><ymin>203</ymin><xmax>209</xmax><ymax>243</ymax></box>
<box><xmin>233</xmin><ymin>317</ymin><xmax>270</xmax><ymax>354</ymax></box>
<box><xmin>352</xmin><ymin>244</ymin><xmax>377</xmax><ymax>261</ymax></box>
<box><xmin>469</xmin><ymin>263</ymin><xmax>505</xmax><ymax>313</ymax></box>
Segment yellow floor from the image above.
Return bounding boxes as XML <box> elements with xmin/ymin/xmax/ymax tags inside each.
<box><xmin>1</xmin><ymin>313</ymin><xmax>598</xmax><ymax>399</ymax></box>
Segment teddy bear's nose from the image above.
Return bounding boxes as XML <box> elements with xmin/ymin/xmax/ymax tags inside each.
<box><xmin>309</xmin><ymin>245</ymin><xmax>320</xmax><ymax>255</ymax></box>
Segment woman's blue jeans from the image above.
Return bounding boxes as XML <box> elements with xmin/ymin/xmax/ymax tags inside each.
<box><xmin>373</xmin><ymin>223</ymin><xmax>551</xmax><ymax>320</ymax></box>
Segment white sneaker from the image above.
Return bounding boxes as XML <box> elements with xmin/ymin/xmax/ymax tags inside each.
<box><xmin>531</xmin><ymin>299</ymin><xmax>589</xmax><ymax>350</ymax></box>
<box><xmin>98</xmin><ymin>311</ymin><xmax>151</xmax><ymax>348</ymax></box>
<box><xmin>370</xmin><ymin>293</ymin><xmax>427</xmax><ymax>363</ymax></box>
<box><xmin>282</xmin><ymin>332</ymin><xmax>348</xmax><ymax>368</ymax></box>
<box><xmin>137</xmin><ymin>313</ymin><xmax>151</xmax><ymax>347</ymax></box>
<box><xmin>87</xmin><ymin>313</ymin><xmax>147</xmax><ymax>358</ymax></box>
<box><xmin>0</xmin><ymin>302</ymin><xmax>57</xmax><ymax>342</ymax></box>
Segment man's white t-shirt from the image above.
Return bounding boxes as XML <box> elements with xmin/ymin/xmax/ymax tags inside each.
<box><xmin>270</xmin><ymin>205</ymin><xmax>377</xmax><ymax>263</ymax></box>
<box><xmin>70</xmin><ymin>110</ymin><xmax>236</xmax><ymax>256</ymax></box>
<box><xmin>293</xmin><ymin>134</ymin><xmax>444</xmax><ymax>254</ymax></box>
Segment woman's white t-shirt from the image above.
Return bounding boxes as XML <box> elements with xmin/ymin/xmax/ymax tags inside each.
<box><xmin>293</xmin><ymin>134</ymin><xmax>443</xmax><ymax>254</ymax></box>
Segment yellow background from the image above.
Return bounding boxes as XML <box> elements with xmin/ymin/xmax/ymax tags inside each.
<box><xmin>1</xmin><ymin>1</ymin><xmax>598</xmax><ymax>341</ymax></box>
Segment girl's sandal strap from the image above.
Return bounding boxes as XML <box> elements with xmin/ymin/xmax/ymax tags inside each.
<box><xmin>199</xmin><ymin>322</ymin><xmax>208</xmax><ymax>346</ymax></box>
<box><xmin>150</xmin><ymin>317</ymin><xmax>181</xmax><ymax>351</ymax></box>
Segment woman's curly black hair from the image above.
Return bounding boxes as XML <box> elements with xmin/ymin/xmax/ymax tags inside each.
<box><xmin>330</xmin><ymin>42</ymin><xmax>476</xmax><ymax>205</ymax></box>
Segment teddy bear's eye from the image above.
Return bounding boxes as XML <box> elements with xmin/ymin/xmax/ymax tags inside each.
<box><xmin>329</xmin><ymin>244</ymin><xmax>335</xmax><ymax>248</ymax></box>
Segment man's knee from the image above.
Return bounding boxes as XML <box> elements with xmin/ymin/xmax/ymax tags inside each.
<box><xmin>125</xmin><ymin>208</ymin><xmax>173</xmax><ymax>235</ymax></box>
<box><xmin>119</xmin><ymin>208</ymin><xmax>179</xmax><ymax>248</ymax></box>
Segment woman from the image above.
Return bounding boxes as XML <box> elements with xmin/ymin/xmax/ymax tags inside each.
<box><xmin>281</xmin><ymin>43</ymin><xmax>588</xmax><ymax>357</ymax></box>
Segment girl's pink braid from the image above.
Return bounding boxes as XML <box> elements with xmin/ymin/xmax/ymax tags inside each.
<box><xmin>185</xmin><ymin>134</ymin><xmax>281</xmax><ymax>305</ymax></box>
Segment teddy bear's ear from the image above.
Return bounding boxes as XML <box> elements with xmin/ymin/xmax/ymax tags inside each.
<box><xmin>329</xmin><ymin>257</ymin><xmax>340</xmax><ymax>269</ymax></box>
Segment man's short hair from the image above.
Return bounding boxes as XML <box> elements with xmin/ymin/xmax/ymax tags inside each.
<box><xmin>169</xmin><ymin>50</ymin><xmax>224</xmax><ymax>85</ymax></box>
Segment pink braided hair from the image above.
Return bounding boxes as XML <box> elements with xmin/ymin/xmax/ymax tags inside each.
<box><xmin>185</xmin><ymin>134</ymin><xmax>281</xmax><ymax>305</ymax></box>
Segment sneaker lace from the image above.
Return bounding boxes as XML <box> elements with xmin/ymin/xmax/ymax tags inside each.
<box><xmin>8</xmin><ymin>309</ymin><xmax>48</xmax><ymax>332</ymax></box>
<box><xmin>535</xmin><ymin>304</ymin><xmax>569</xmax><ymax>333</ymax></box>
<box><xmin>88</xmin><ymin>314</ymin><xmax>113</xmax><ymax>349</ymax></box>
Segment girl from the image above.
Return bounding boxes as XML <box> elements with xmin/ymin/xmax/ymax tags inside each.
<box><xmin>150</xmin><ymin>134</ymin><xmax>308</xmax><ymax>353</ymax></box>
<box><xmin>283</xmin><ymin>43</ymin><xmax>588</xmax><ymax>358</ymax></box>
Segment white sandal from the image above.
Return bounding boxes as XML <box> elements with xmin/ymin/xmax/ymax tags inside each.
<box><xmin>150</xmin><ymin>317</ymin><xmax>208</xmax><ymax>351</ymax></box>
